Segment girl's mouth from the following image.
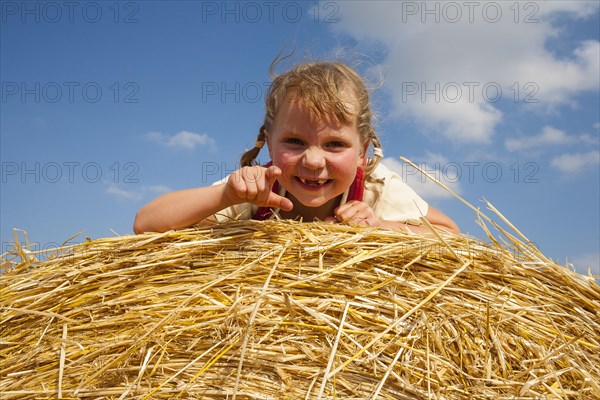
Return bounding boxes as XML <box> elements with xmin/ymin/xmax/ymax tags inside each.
<box><xmin>296</xmin><ymin>177</ymin><xmax>331</xmax><ymax>189</ymax></box>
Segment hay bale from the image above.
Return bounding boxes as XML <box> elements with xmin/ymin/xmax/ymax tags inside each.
<box><xmin>1</xmin><ymin>219</ymin><xmax>599</xmax><ymax>399</ymax></box>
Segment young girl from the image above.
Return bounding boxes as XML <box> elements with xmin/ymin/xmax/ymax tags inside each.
<box><xmin>133</xmin><ymin>62</ymin><xmax>459</xmax><ymax>235</ymax></box>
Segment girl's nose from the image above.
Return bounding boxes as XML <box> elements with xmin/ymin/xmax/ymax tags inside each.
<box><xmin>302</xmin><ymin>147</ymin><xmax>326</xmax><ymax>169</ymax></box>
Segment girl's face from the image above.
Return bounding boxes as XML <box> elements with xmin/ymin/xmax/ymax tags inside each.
<box><xmin>266</xmin><ymin>97</ymin><xmax>367</xmax><ymax>209</ymax></box>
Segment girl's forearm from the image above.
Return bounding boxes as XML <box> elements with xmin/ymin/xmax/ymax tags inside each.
<box><xmin>378</xmin><ymin>206</ymin><xmax>460</xmax><ymax>235</ymax></box>
<box><xmin>379</xmin><ymin>220</ymin><xmax>459</xmax><ymax>235</ymax></box>
<box><xmin>133</xmin><ymin>184</ymin><xmax>229</xmax><ymax>233</ymax></box>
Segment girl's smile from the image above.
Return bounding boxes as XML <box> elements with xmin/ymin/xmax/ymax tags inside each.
<box><xmin>266</xmin><ymin>97</ymin><xmax>367</xmax><ymax>216</ymax></box>
<box><xmin>295</xmin><ymin>177</ymin><xmax>331</xmax><ymax>189</ymax></box>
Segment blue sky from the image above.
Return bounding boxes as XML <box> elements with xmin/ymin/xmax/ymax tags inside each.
<box><xmin>1</xmin><ymin>1</ymin><xmax>598</xmax><ymax>277</ymax></box>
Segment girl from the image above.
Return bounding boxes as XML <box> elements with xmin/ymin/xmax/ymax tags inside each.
<box><xmin>133</xmin><ymin>62</ymin><xmax>459</xmax><ymax>235</ymax></box>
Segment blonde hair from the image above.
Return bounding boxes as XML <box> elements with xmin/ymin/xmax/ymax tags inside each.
<box><xmin>241</xmin><ymin>60</ymin><xmax>383</xmax><ymax>176</ymax></box>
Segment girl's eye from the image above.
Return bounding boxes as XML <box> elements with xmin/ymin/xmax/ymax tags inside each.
<box><xmin>285</xmin><ymin>138</ymin><xmax>304</xmax><ymax>145</ymax></box>
<box><xmin>328</xmin><ymin>141</ymin><xmax>346</xmax><ymax>148</ymax></box>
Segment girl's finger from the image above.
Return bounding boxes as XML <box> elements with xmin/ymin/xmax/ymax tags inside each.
<box><xmin>266</xmin><ymin>192</ymin><xmax>293</xmax><ymax>211</ymax></box>
<box><xmin>335</xmin><ymin>201</ymin><xmax>361</xmax><ymax>222</ymax></box>
<box><xmin>262</xmin><ymin>165</ymin><xmax>292</xmax><ymax>210</ymax></box>
<box><xmin>229</xmin><ymin>171</ymin><xmax>250</xmax><ymax>202</ymax></box>
<box><xmin>264</xmin><ymin>165</ymin><xmax>282</xmax><ymax>186</ymax></box>
<box><xmin>242</xmin><ymin>169</ymin><xmax>259</xmax><ymax>201</ymax></box>
<box><xmin>254</xmin><ymin>167</ymin><xmax>275</xmax><ymax>206</ymax></box>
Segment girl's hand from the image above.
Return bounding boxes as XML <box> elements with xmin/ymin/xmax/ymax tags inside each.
<box><xmin>223</xmin><ymin>165</ymin><xmax>293</xmax><ymax>211</ymax></box>
<box><xmin>332</xmin><ymin>200</ymin><xmax>381</xmax><ymax>227</ymax></box>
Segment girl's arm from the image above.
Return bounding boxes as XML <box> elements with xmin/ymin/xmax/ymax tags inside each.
<box><xmin>379</xmin><ymin>205</ymin><xmax>460</xmax><ymax>235</ymax></box>
<box><xmin>333</xmin><ymin>201</ymin><xmax>460</xmax><ymax>235</ymax></box>
<box><xmin>133</xmin><ymin>165</ymin><xmax>292</xmax><ymax>234</ymax></box>
<box><xmin>133</xmin><ymin>184</ymin><xmax>229</xmax><ymax>234</ymax></box>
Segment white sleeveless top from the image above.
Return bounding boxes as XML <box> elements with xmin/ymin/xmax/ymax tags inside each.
<box><xmin>212</xmin><ymin>163</ymin><xmax>428</xmax><ymax>225</ymax></box>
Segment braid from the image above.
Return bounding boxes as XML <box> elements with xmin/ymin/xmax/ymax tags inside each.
<box><xmin>240</xmin><ymin>126</ymin><xmax>266</xmax><ymax>167</ymax></box>
<box><xmin>364</xmin><ymin>129</ymin><xmax>383</xmax><ymax>177</ymax></box>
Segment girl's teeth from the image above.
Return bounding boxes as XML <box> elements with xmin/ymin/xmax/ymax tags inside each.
<box><xmin>299</xmin><ymin>178</ymin><xmax>327</xmax><ymax>185</ymax></box>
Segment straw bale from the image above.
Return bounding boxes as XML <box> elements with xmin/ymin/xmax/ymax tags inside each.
<box><xmin>1</xmin><ymin>219</ymin><xmax>599</xmax><ymax>399</ymax></box>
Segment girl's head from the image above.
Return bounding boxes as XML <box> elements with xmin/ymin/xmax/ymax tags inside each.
<box><xmin>241</xmin><ymin>61</ymin><xmax>383</xmax><ymax>175</ymax></box>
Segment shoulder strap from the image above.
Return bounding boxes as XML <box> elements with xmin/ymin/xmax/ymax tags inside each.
<box><xmin>345</xmin><ymin>166</ymin><xmax>365</xmax><ymax>204</ymax></box>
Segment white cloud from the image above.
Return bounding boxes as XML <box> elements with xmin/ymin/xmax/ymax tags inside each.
<box><xmin>506</xmin><ymin>126</ymin><xmax>599</xmax><ymax>152</ymax></box>
<box><xmin>382</xmin><ymin>154</ymin><xmax>462</xmax><ymax>200</ymax></box>
<box><xmin>106</xmin><ymin>185</ymin><xmax>143</xmax><ymax>201</ymax></box>
<box><xmin>391</xmin><ymin>94</ymin><xmax>502</xmax><ymax>144</ymax></box>
<box><xmin>105</xmin><ymin>184</ymin><xmax>173</xmax><ymax>202</ymax></box>
<box><xmin>569</xmin><ymin>252</ymin><xmax>600</xmax><ymax>277</ymax></box>
<box><xmin>505</xmin><ymin>126</ymin><xmax>576</xmax><ymax>152</ymax></box>
<box><xmin>579</xmin><ymin>134</ymin><xmax>599</xmax><ymax>145</ymax></box>
<box><xmin>550</xmin><ymin>150</ymin><xmax>600</xmax><ymax>175</ymax></box>
<box><xmin>146</xmin><ymin>130</ymin><xmax>216</xmax><ymax>151</ymax></box>
<box><xmin>146</xmin><ymin>185</ymin><xmax>172</xmax><ymax>194</ymax></box>
<box><xmin>330</xmin><ymin>1</ymin><xmax>600</xmax><ymax>143</ymax></box>
<box><xmin>537</xmin><ymin>2</ymin><xmax>600</xmax><ymax>19</ymax></box>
